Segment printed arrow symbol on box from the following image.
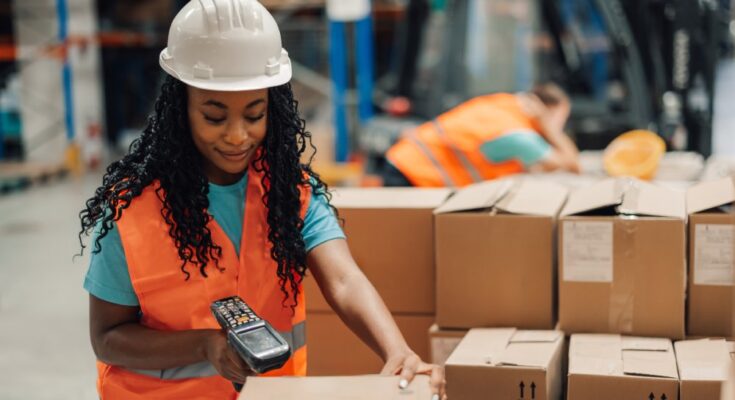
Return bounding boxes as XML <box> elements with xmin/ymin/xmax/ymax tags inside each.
<box><xmin>519</xmin><ymin>381</ymin><xmax>525</xmax><ymax>398</ymax></box>
<box><xmin>649</xmin><ymin>393</ymin><xmax>655</xmax><ymax>400</ymax></box>
<box><xmin>661</xmin><ymin>394</ymin><xmax>667</xmax><ymax>400</ymax></box>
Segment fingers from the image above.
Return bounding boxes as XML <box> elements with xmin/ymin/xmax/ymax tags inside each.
<box><xmin>429</xmin><ymin>364</ymin><xmax>446</xmax><ymax>400</ymax></box>
<box><xmin>398</xmin><ymin>354</ymin><xmax>421</xmax><ymax>389</ymax></box>
<box><xmin>380</xmin><ymin>358</ymin><xmax>402</xmax><ymax>375</ymax></box>
<box><xmin>224</xmin><ymin>346</ymin><xmax>252</xmax><ymax>383</ymax></box>
<box><xmin>203</xmin><ymin>331</ymin><xmax>252</xmax><ymax>383</ymax></box>
<box><xmin>384</xmin><ymin>355</ymin><xmax>447</xmax><ymax>399</ymax></box>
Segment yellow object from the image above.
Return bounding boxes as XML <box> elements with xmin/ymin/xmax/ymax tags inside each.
<box><xmin>64</xmin><ymin>142</ymin><xmax>82</xmax><ymax>175</ymax></box>
<box><xmin>311</xmin><ymin>161</ymin><xmax>363</xmax><ymax>187</ymax></box>
<box><xmin>603</xmin><ymin>130</ymin><xmax>666</xmax><ymax>180</ymax></box>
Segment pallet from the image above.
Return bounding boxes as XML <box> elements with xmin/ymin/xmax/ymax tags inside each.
<box><xmin>0</xmin><ymin>162</ymin><xmax>68</xmax><ymax>195</ymax></box>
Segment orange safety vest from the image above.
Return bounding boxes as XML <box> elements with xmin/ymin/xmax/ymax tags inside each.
<box><xmin>386</xmin><ymin>93</ymin><xmax>544</xmax><ymax>187</ymax></box>
<box><xmin>96</xmin><ymin>165</ymin><xmax>311</xmax><ymax>399</ymax></box>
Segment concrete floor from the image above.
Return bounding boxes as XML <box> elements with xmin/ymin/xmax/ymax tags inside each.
<box><xmin>0</xmin><ymin>175</ymin><xmax>99</xmax><ymax>399</ymax></box>
<box><xmin>2</xmin><ymin>61</ymin><xmax>735</xmax><ymax>399</ymax></box>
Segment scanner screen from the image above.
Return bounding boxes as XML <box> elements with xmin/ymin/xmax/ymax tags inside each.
<box><xmin>238</xmin><ymin>328</ymin><xmax>281</xmax><ymax>354</ymax></box>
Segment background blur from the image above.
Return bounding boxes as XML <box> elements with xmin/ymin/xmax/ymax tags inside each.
<box><xmin>0</xmin><ymin>0</ymin><xmax>734</xmax><ymax>398</ymax></box>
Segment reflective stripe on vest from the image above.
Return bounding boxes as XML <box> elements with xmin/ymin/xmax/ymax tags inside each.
<box><xmin>404</xmin><ymin>119</ymin><xmax>484</xmax><ymax>187</ymax></box>
<box><xmin>405</xmin><ymin>131</ymin><xmax>456</xmax><ymax>187</ymax></box>
<box><xmin>431</xmin><ymin>119</ymin><xmax>483</xmax><ymax>183</ymax></box>
<box><xmin>129</xmin><ymin>321</ymin><xmax>307</xmax><ymax>380</ymax></box>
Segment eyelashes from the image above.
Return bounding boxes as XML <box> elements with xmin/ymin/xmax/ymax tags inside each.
<box><xmin>245</xmin><ymin>114</ymin><xmax>265</xmax><ymax>123</ymax></box>
<box><xmin>204</xmin><ymin>115</ymin><xmax>226</xmax><ymax>124</ymax></box>
<box><xmin>202</xmin><ymin>114</ymin><xmax>265</xmax><ymax>125</ymax></box>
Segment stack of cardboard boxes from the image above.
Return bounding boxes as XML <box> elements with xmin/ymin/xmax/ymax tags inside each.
<box><xmin>301</xmin><ymin>176</ymin><xmax>735</xmax><ymax>399</ymax></box>
<box><xmin>558</xmin><ymin>178</ymin><xmax>687</xmax><ymax>339</ymax></box>
<box><xmin>687</xmin><ymin>178</ymin><xmax>735</xmax><ymax>338</ymax></box>
<box><xmin>431</xmin><ymin>178</ymin><xmax>567</xmax><ymax>372</ymax></box>
<box><xmin>304</xmin><ymin>187</ymin><xmax>450</xmax><ymax>375</ymax></box>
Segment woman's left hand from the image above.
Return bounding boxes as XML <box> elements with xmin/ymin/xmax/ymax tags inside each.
<box><xmin>381</xmin><ymin>351</ymin><xmax>446</xmax><ymax>400</ymax></box>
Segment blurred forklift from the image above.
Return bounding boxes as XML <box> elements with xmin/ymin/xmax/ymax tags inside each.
<box><xmin>360</xmin><ymin>0</ymin><xmax>729</xmax><ymax>176</ymax></box>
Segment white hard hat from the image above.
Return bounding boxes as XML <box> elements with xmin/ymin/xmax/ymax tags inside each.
<box><xmin>159</xmin><ymin>0</ymin><xmax>292</xmax><ymax>91</ymax></box>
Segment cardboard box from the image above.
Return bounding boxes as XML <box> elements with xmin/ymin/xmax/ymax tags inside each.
<box><xmin>239</xmin><ymin>375</ymin><xmax>431</xmax><ymax>399</ymax></box>
<box><xmin>686</xmin><ymin>177</ymin><xmax>735</xmax><ymax>338</ymax></box>
<box><xmin>567</xmin><ymin>334</ymin><xmax>679</xmax><ymax>400</ymax></box>
<box><xmin>676</xmin><ymin>339</ymin><xmax>734</xmax><ymax>400</ymax></box>
<box><xmin>305</xmin><ymin>188</ymin><xmax>451</xmax><ymax>314</ymax></box>
<box><xmin>428</xmin><ymin>324</ymin><xmax>467</xmax><ymax>365</ymax></box>
<box><xmin>435</xmin><ymin>179</ymin><xmax>568</xmax><ymax>329</ymax></box>
<box><xmin>559</xmin><ymin>178</ymin><xmax>687</xmax><ymax>339</ymax></box>
<box><xmin>445</xmin><ymin>328</ymin><xmax>564</xmax><ymax>400</ymax></box>
<box><xmin>723</xmin><ymin>343</ymin><xmax>735</xmax><ymax>400</ymax></box>
<box><xmin>306</xmin><ymin>312</ymin><xmax>434</xmax><ymax>376</ymax></box>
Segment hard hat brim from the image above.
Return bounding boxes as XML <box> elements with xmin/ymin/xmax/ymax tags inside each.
<box><xmin>159</xmin><ymin>52</ymin><xmax>292</xmax><ymax>92</ymax></box>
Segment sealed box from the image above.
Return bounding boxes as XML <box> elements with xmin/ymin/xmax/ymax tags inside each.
<box><xmin>567</xmin><ymin>334</ymin><xmax>679</xmax><ymax>400</ymax></box>
<box><xmin>686</xmin><ymin>177</ymin><xmax>735</xmax><ymax>337</ymax></box>
<box><xmin>306</xmin><ymin>312</ymin><xmax>433</xmax><ymax>376</ymax></box>
<box><xmin>445</xmin><ymin>328</ymin><xmax>564</xmax><ymax>400</ymax></box>
<box><xmin>435</xmin><ymin>179</ymin><xmax>568</xmax><ymax>329</ymax></box>
<box><xmin>240</xmin><ymin>375</ymin><xmax>431</xmax><ymax>399</ymax></box>
<box><xmin>676</xmin><ymin>339</ymin><xmax>734</xmax><ymax>400</ymax></box>
<box><xmin>305</xmin><ymin>188</ymin><xmax>451</xmax><ymax>314</ymax></box>
<box><xmin>559</xmin><ymin>178</ymin><xmax>686</xmax><ymax>339</ymax></box>
<box><xmin>428</xmin><ymin>324</ymin><xmax>467</xmax><ymax>365</ymax></box>
<box><xmin>723</xmin><ymin>343</ymin><xmax>735</xmax><ymax>400</ymax></box>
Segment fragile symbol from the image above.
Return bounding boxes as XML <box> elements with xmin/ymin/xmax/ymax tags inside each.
<box><xmin>519</xmin><ymin>381</ymin><xmax>537</xmax><ymax>399</ymax></box>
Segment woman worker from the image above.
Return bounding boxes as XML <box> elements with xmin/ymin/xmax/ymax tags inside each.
<box><xmin>78</xmin><ymin>1</ymin><xmax>445</xmax><ymax>398</ymax></box>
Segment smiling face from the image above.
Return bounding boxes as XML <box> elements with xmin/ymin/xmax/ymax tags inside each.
<box><xmin>187</xmin><ymin>86</ymin><xmax>269</xmax><ymax>185</ymax></box>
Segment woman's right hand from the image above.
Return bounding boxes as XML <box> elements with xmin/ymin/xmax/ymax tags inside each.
<box><xmin>204</xmin><ymin>330</ymin><xmax>253</xmax><ymax>383</ymax></box>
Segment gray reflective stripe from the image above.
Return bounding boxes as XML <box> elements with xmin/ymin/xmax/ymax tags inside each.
<box><xmin>431</xmin><ymin>119</ymin><xmax>483</xmax><ymax>183</ymax></box>
<box><xmin>127</xmin><ymin>321</ymin><xmax>306</xmax><ymax>380</ymax></box>
<box><xmin>406</xmin><ymin>132</ymin><xmax>456</xmax><ymax>187</ymax></box>
<box><xmin>130</xmin><ymin>361</ymin><xmax>218</xmax><ymax>380</ymax></box>
<box><xmin>280</xmin><ymin>320</ymin><xmax>306</xmax><ymax>351</ymax></box>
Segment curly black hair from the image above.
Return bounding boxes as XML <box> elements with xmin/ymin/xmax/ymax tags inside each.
<box><xmin>78</xmin><ymin>75</ymin><xmax>332</xmax><ymax>308</ymax></box>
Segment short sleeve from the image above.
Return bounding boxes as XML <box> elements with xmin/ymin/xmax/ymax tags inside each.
<box><xmin>83</xmin><ymin>219</ymin><xmax>140</xmax><ymax>306</ymax></box>
<box><xmin>480</xmin><ymin>130</ymin><xmax>552</xmax><ymax>168</ymax></box>
<box><xmin>302</xmin><ymin>183</ymin><xmax>345</xmax><ymax>252</ymax></box>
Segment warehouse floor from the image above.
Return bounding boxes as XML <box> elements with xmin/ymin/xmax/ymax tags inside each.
<box><xmin>0</xmin><ymin>175</ymin><xmax>99</xmax><ymax>399</ymax></box>
<box><xmin>2</xmin><ymin>62</ymin><xmax>735</xmax><ymax>399</ymax></box>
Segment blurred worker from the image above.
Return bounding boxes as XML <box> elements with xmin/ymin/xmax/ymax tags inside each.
<box><xmin>384</xmin><ymin>83</ymin><xmax>580</xmax><ymax>187</ymax></box>
<box><xmin>77</xmin><ymin>1</ymin><xmax>445</xmax><ymax>399</ymax></box>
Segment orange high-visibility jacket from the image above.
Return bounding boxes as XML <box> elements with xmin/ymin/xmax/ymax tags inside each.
<box><xmin>386</xmin><ymin>93</ymin><xmax>543</xmax><ymax>187</ymax></box>
<box><xmin>96</xmin><ymin>166</ymin><xmax>311</xmax><ymax>399</ymax></box>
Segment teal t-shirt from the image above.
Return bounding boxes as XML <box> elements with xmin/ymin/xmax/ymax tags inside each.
<box><xmin>480</xmin><ymin>129</ymin><xmax>551</xmax><ymax>168</ymax></box>
<box><xmin>83</xmin><ymin>174</ymin><xmax>345</xmax><ymax>306</ymax></box>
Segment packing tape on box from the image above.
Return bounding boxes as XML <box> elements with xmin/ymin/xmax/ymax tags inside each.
<box><xmin>613</xmin><ymin>178</ymin><xmax>629</xmax><ymax>205</ymax></box>
<box><xmin>608</xmin><ymin>182</ymin><xmax>640</xmax><ymax>334</ymax></box>
<box><xmin>609</xmin><ymin>219</ymin><xmax>636</xmax><ymax>333</ymax></box>
<box><xmin>615</xmin><ymin>178</ymin><xmax>638</xmax><ymax>215</ymax></box>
